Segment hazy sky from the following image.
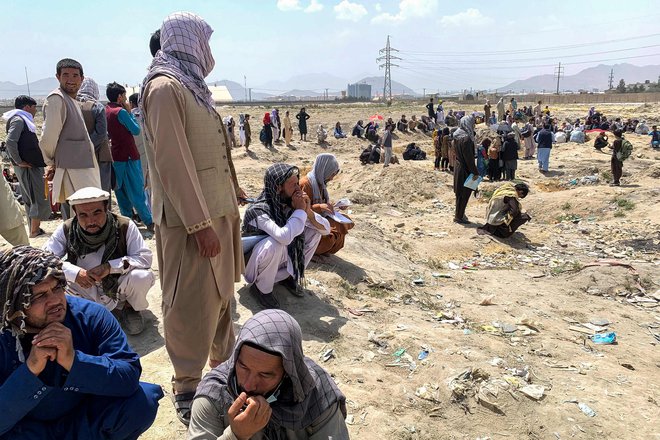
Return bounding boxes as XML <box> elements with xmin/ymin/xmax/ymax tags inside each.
<box><xmin>2</xmin><ymin>0</ymin><xmax>660</xmax><ymax>93</ymax></box>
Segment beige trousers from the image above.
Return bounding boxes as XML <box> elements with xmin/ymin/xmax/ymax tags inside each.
<box><xmin>156</xmin><ymin>212</ymin><xmax>244</xmax><ymax>394</ymax></box>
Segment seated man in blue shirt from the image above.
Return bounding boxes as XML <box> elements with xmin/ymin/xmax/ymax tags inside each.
<box><xmin>0</xmin><ymin>246</ymin><xmax>163</xmax><ymax>440</ymax></box>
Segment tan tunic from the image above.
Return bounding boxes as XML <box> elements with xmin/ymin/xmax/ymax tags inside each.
<box><xmin>283</xmin><ymin>115</ymin><xmax>293</xmax><ymax>145</ymax></box>
<box><xmin>40</xmin><ymin>92</ymin><xmax>100</xmax><ymax>202</ymax></box>
<box><xmin>142</xmin><ymin>75</ymin><xmax>243</xmax><ymax>393</ymax></box>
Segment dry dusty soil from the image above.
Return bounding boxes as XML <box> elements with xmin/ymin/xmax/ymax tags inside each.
<box><xmin>2</xmin><ymin>101</ymin><xmax>659</xmax><ymax>439</ymax></box>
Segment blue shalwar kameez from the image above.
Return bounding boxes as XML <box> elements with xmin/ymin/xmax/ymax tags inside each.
<box><xmin>0</xmin><ymin>296</ymin><xmax>163</xmax><ymax>439</ymax></box>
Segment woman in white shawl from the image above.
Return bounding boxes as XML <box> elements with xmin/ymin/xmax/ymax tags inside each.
<box><xmin>299</xmin><ymin>153</ymin><xmax>353</xmax><ymax>255</ymax></box>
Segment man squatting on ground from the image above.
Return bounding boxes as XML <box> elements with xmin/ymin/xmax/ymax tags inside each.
<box><xmin>43</xmin><ymin>187</ymin><xmax>154</xmax><ymax>335</ymax></box>
<box><xmin>242</xmin><ymin>164</ymin><xmax>330</xmax><ymax>309</ymax></box>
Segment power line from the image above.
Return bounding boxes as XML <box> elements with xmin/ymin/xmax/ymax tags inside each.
<box><xmin>554</xmin><ymin>62</ymin><xmax>564</xmax><ymax>94</ymax></box>
<box><xmin>376</xmin><ymin>35</ymin><xmax>401</xmax><ymax>102</ymax></box>
<box><xmin>396</xmin><ymin>52</ymin><xmax>660</xmax><ymax>71</ymax></box>
<box><xmin>608</xmin><ymin>68</ymin><xmax>615</xmax><ymax>90</ymax></box>
<box><xmin>398</xmin><ymin>32</ymin><xmax>660</xmax><ymax>57</ymax></box>
<box><xmin>398</xmin><ymin>44</ymin><xmax>660</xmax><ymax>65</ymax></box>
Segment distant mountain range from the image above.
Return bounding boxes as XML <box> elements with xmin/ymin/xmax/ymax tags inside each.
<box><xmin>5</xmin><ymin>64</ymin><xmax>656</xmax><ymax>101</ymax></box>
<box><xmin>208</xmin><ymin>73</ymin><xmax>417</xmax><ymax>99</ymax></box>
<box><xmin>499</xmin><ymin>63</ymin><xmax>660</xmax><ymax>93</ymax></box>
<box><xmin>0</xmin><ymin>78</ymin><xmax>58</xmax><ymax>100</ymax></box>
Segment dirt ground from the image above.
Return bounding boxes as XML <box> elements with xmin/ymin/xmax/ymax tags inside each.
<box><xmin>2</xmin><ymin>101</ymin><xmax>659</xmax><ymax>439</ymax></box>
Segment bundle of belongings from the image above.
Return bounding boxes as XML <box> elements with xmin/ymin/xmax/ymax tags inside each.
<box><xmin>402</xmin><ymin>143</ymin><xmax>427</xmax><ymax>160</ymax></box>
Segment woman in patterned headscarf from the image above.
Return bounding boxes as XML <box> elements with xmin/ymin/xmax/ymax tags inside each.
<box><xmin>299</xmin><ymin>154</ymin><xmax>353</xmax><ymax>255</ymax></box>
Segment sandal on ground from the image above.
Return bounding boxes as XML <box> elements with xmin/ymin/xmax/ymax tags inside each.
<box><xmin>30</xmin><ymin>228</ymin><xmax>46</xmax><ymax>238</ymax></box>
<box><xmin>172</xmin><ymin>391</ymin><xmax>196</xmax><ymax>426</ymax></box>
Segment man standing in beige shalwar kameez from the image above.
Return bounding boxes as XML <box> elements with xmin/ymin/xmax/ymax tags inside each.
<box><xmin>40</xmin><ymin>58</ymin><xmax>100</xmax><ymax>220</ymax></box>
<box><xmin>141</xmin><ymin>11</ymin><xmax>246</xmax><ymax>426</ymax></box>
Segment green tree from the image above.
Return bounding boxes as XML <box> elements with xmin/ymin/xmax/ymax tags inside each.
<box><xmin>632</xmin><ymin>84</ymin><xmax>640</xmax><ymax>93</ymax></box>
<box><xmin>616</xmin><ymin>79</ymin><xmax>627</xmax><ymax>93</ymax></box>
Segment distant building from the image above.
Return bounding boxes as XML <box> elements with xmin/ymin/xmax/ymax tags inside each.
<box><xmin>124</xmin><ymin>84</ymin><xmax>233</xmax><ymax>102</ymax></box>
<box><xmin>347</xmin><ymin>83</ymin><xmax>371</xmax><ymax>99</ymax></box>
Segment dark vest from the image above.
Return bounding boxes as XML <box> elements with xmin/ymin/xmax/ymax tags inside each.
<box><xmin>62</xmin><ymin>215</ymin><xmax>131</xmax><ymax>295</ymax></box>
<box><xmin>5</xmin><ymin>116</ymin><xmax>46</xmax><ymax>167</ymax></box>
<box><xmin>106</xmin><ymin>103</ymin><xmax>140</xmax><ymax>162</ymax></box>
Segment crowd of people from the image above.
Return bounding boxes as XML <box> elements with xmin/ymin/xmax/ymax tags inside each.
<box><xmin>0</xmin><ymin>10</ymin><xmax>657</xmax><ymax>440</ymax></box>
<box><xmin>0</xmin><ymin>12</ymin><xmax>354</xmax><ymax>439</ymax></box>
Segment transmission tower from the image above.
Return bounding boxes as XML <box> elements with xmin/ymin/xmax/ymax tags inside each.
<box><xmin>554</xmin><ymin>62</ymin><xmax>564</xmax><ymax>95</ymax></box>
<box><xmin>608</xmin><ymin>68</ymin><xmax>615</xmax><ymax>90</ymax></box>
<box><xmin>377</xmin><ymin>35</ymin><xmax>400</xmax><ymax>103</ymax></box>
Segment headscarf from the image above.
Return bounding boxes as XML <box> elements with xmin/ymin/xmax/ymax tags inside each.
<box><xmin>195</xmin><ymin>309</ymin><xmax>346</xmax><ymax>439</ymax></box>
<box><xmin>306</xmin><ymin>154</ymin><xmax>339</xmax><ymax>204</ymax></box>
<box><xmin>242</xmin><ymin>164</ymin><xmax>306</xmax><ymax>284</ymax></box>
<box><xmin>0</xmin><ymin>246</ymin><xmax>64</xmax><ymax>359</ymax></box>
<box><xmin>263</xmin><ymin>112</ymin><xmax>271</xmax><ymax>125</ymax></box>
<box><xmin>77</xmin><ymin>77</ymin><xmax>100</xmax><ymax>102</ymax></box>
<box><xmin>141</xmin><ymin>11</ymin><xmax>216</xmax><ymax>113</ymax></box>
<box><xmin>1</xmin><ymin>109</ymin><xmax>36</xmax><ymax>133</ymax></box>
<box><xmin>454</xmin><ymin>114</ymin><xmax>476</xmax><ymax>145</ymax></box>
<box><xmin>271</xmin><ymin>108</ymin><xmax>279</xmax><ymax>124</ymax></box>
<box><xmin>239</xmin><ymin>113</ymin><xmax>245</xmax><ymax>126</ymax></box>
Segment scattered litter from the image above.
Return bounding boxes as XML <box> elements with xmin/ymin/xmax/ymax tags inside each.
<box><xmin>477</xmin><ymin>392</ymin><xmax>505</xmax><ymax>415</ymax></box>
<box><xmin>345</xmin><ymin>414</ymin><xmax>355</xmax><ymax>425</ymax></box>
<box><xmin>621</xmin><ymin>363</ymin><xmax>635</xmax><ymax>371</ymax></box>
<box><xmin>518</xmin><ymin>317</ymin><xmax>542</xmax><ymax>331</ymax></box>
<box><xmin>519</xmin><ymin>384</ymin><xmax>546</xmax><ymax>401</ymax></box>
<box><xmin>482</xmin><ymin>325</ymin><xmax>499</xmax><ymax>333</ymax></box>
<box><xmin>411</xmin><ymin>278</ymin><xmax>425</xmax><ymax>286</ymax></box>
<box><xmin>368</xmin><ymin>331</ymin><xmax>392</xmax><ymax>348</ymax></box>
<box><xmin>415</xmin><ymin>384</ymin><xmax>441</xmax><ymax>402</ymax></box>
<box><xmin>418</xmin><ymin>349</ymin><xmax>430</xmax><ymax>361</ymax></box>
<box><xmin>479</xmin><ymin>295</ymin><xmax>496</xmax><ymax>306</ymax></box>
<box><xmin>569</xmin><ymin>325</ymin><xmax>596</xmax><ymax>335</ymax></box>
<box><xmin>578</xmin><ymin>402</ymin><xmax>597</xmax><ymax>417</ymax></box>
<box><xmin>590</xmin><ymin>318</ymin><xmax>611</xmax><ymax>326</ymax></box>
<box><xmin>463</xmin><ymin>328</ymin><xmax>473</xmax><ymax>335</ymax></box>
<box><xmin>396</xmin><ymin>324</ymin><xmax>408</xmax><ymax>331</ymax></box>
<box><xmin>591</xmin><ymin>332</ymin><xmax>617</xmax><ymax>344</ymax></box>
<box><xmin>321</xmin><ymin>348</ymin><xmax>334</xmax><ymax>362</ymax></box>
<box><xmin>581</xmin><ymin>323</ymin><xmax>608</xmax><ymax>333</ymax></box>
<box><xmin>501</xmin><ymin>323</ymin><xmax>518</xmax><ymax>334</ymax></box>
<box><xmin>432</xmin><ymin>272</ymin><xmax>452</xmax><ymax>278</ymax></box>
<box><xmin>447</xmin><ymin>262</ymin><xmax>460</xmax><ymax>270</ymax></box>
<box><xmin>489</xmin><ymin>357</ymin><xmax>505</xmax><ymax>367</ymax></box>
<box><xmin>393</xmin><ymin>348</ymin><xmax>406</xmax><ymax>358</ymax></box>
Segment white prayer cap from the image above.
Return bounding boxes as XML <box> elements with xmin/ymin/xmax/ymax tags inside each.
<box><xmin>66</xmin><ymin>187</ymin><xmax>110</xmax><ymax>206</ymax></box>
